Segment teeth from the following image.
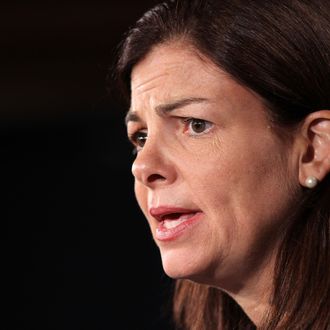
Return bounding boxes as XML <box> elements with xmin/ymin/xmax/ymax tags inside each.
<box><xmin>163</xmin><ymin>218</ymin><xmax>186</xmax><ymax>229</ymax></box>
<box><xmin>163</xmin><ymin>213</ymin><xmax>194</xmax><ymax>229</ymax></box>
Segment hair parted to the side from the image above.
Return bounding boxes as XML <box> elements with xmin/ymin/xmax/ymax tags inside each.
<box><xmin>114</xmin><ymin>1</ymin><xmax>330</xmax><ymax>329</ymax></box>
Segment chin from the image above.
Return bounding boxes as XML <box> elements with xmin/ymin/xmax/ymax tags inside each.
<box><xmin>160</xmin><ymin>248</ymin><xmax>210</xmax><ymax>281</ymax></box>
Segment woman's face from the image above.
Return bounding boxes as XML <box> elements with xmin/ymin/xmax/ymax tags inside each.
<box><xmin>127</xmin><ymin>42</ymin><xmax>296</xmax><ymax>290</ymax></box>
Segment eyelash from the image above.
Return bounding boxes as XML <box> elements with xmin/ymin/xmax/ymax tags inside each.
<box><xmin>183</xmin><ymin>117</ymin><xmax>213</xmax><ymax>136</ymax></box>
<box><xmin>128</xmin><ymin>117</ymin><xmax>213</xmax><ymax>154</ymax></box>
<box><xmin>129</xmin><ymin>131</ymin><xmax>147</xmax><ymax>154</ymax></box>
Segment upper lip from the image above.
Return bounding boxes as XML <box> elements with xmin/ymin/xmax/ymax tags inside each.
<box><xmin>149</xmin><ymin>206</ymin><xmax>199</xmax><ymax>222</ymax></box>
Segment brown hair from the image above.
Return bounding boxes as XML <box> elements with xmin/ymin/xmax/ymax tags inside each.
<box><xmin>114</xmin><ymin>1</ymin><xmax>330</xmax><ymax>328</ymax></box>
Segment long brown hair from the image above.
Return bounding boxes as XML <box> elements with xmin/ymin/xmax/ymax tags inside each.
<box><xmin>114</xmin><ymin>1</ymin><xmax>330</xmax><ymax>328</ymax></box>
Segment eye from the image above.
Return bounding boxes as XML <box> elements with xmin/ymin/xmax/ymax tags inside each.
<box><xmin>184</xmin><ymin>118</ymin><xmax>213</xmax><ymax>136</ymax></box>
<box><xmin>129</xmin><ymin>130</ymin><xmax>148</xmax><ymax>153</ymax></box>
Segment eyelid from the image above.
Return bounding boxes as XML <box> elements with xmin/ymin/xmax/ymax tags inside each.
<box><xmin>128</xmin><ymin>130</ymin><xmax>148</xmax><ymax>155</ymax></box>
<box><xmin>127</xmin><ymin>121</ymin><xmax>146</xmax><ymax>140</ymax></box>
<box><xmin>128</xmin><ymin>131</ymin><xmax>136</xmax><ymax>144</ymax></box>
<box><xmin>129</xmin><ymin>130</ymin><xmax>145</xmax><ymax>143</ymax></box>
<box><xmin>182</xmin><ymin>117</ymin><xmax>214</xmax><ymax>136</ymax></box>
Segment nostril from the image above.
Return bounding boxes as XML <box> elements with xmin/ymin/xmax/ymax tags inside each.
<box><xmin>147</xmin><ymin>173</ymin><xmax>166</xmax><ymax>183</ymax></box>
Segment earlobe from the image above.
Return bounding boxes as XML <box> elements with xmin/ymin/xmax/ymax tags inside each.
<box><xmin>298</xmin><ymin>110</ymin><xmax>330</xmax><ymax>188</ymax></box>
<box><xmin>304</xmin><ymin>176</ymin><xmax>319</xmax><ymax>189</ymax></box>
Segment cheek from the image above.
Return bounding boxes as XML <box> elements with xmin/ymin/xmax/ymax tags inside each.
<box><xmin>185</xmin><ymin>139</ymin><xmax>291</xmax><ymax>220</ymax></box>
<box><xmin>134</xmin><ymin>181</ymin><xmax>148</xmax><ymax>214</ymax></box>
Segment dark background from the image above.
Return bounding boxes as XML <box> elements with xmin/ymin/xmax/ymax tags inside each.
<box><xmin>2</xmin><ymin>2</ymin><xmax>175</xmax><ymax>329</ymax></box>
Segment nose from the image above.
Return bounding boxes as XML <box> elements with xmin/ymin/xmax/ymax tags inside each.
<box><xmin>131</xmin><ymin>138</ymin><xmax>176</xmax><ymax>189</ymax></box>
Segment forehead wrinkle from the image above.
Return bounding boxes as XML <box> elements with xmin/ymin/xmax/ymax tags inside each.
<box><xmin>126</xmin><ymin>97</ymin><xmax>211</xmax><ymax>126</ymax></box>
<box><xmin>132</xmin><ymin>71</ymin><xmax>170</xmax><ymax>93</ymax></box>
<box><xmin>155</xmin><ymin>97</ymin><xmax>210</xmax><ymax>116</ymax></box>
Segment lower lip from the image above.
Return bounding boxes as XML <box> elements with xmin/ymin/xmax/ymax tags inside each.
<box><xmin>155</xmin><ymin>212</ymin><xmax>203</xmax><ymax>242</ymax></box>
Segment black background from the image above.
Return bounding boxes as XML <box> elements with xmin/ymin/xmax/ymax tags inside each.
<box><xmin>3</xmin><ymin>2</ymin><xmax>174</xmax><ymax>329</ymax></box>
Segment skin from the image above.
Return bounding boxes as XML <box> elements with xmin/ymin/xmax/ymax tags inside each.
<box><xmin>126</xmin><ymin>42</ymin><xmax>300</xmax><ymax>326</ymax></box>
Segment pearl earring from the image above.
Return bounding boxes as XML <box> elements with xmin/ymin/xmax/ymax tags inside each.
<box><xmin>305</xmin><ymin>176</ymin><xmax>318</xmax><ymax>189</ymax></box>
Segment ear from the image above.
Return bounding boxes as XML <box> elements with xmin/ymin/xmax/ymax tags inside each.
<box><xmin>298</xmin><ymin>110</ymin><xmax>330</xmax><ymax>187</ymax></box>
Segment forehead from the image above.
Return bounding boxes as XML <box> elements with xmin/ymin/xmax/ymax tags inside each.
<box><xmin>130</xmin><ymin>42</ymin><xmax>224</xmax><ymax>96</ymax></box>
<box><xmin>128</xmin><ymin>41</ymin><xmax>268</xmax><ymax>126</ymax></box>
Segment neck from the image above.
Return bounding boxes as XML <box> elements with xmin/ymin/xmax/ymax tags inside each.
<box><xmin>232</xmin><ymin>287</ymin><xmax>271</xmax><ymax>327</ymax></box>
<box><xmin>223</xmin><ymin>254</ymin><xmax>276</xmax><ymax>328</ymax></box>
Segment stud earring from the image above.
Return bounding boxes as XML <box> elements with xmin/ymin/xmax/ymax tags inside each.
<box><xmin>305</xmin><ymin>176</ymin><xmax>318</xmax><ymax>189</ymax></box>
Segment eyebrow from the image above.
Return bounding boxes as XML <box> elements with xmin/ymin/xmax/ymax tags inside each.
<box><xmin>125</xmin><ymin>97</ymin><xmax>209</xmax><ymax>125</ymax></box>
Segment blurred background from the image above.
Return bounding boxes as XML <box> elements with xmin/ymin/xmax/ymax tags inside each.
<box><xmin>2</xmin><ymin>1</ymin><xmax>174</xmax><ymax>329</ymax></box>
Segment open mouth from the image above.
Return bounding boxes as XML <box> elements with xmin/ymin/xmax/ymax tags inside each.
<box><xmin>161</xmin><ymin>212</ymin><xmax>197</xmax><ymax>229</ymax></box>
<box><xmin>150</xmin><ymin>207</ymin><xmax>202</xmax><ymax>240</ymax></box>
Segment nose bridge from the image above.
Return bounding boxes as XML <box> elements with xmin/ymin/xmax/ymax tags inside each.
<box><xmin>131</xmin><ymin>132</ymin><xmax>175</xmax><ymax>187</ymax></box>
